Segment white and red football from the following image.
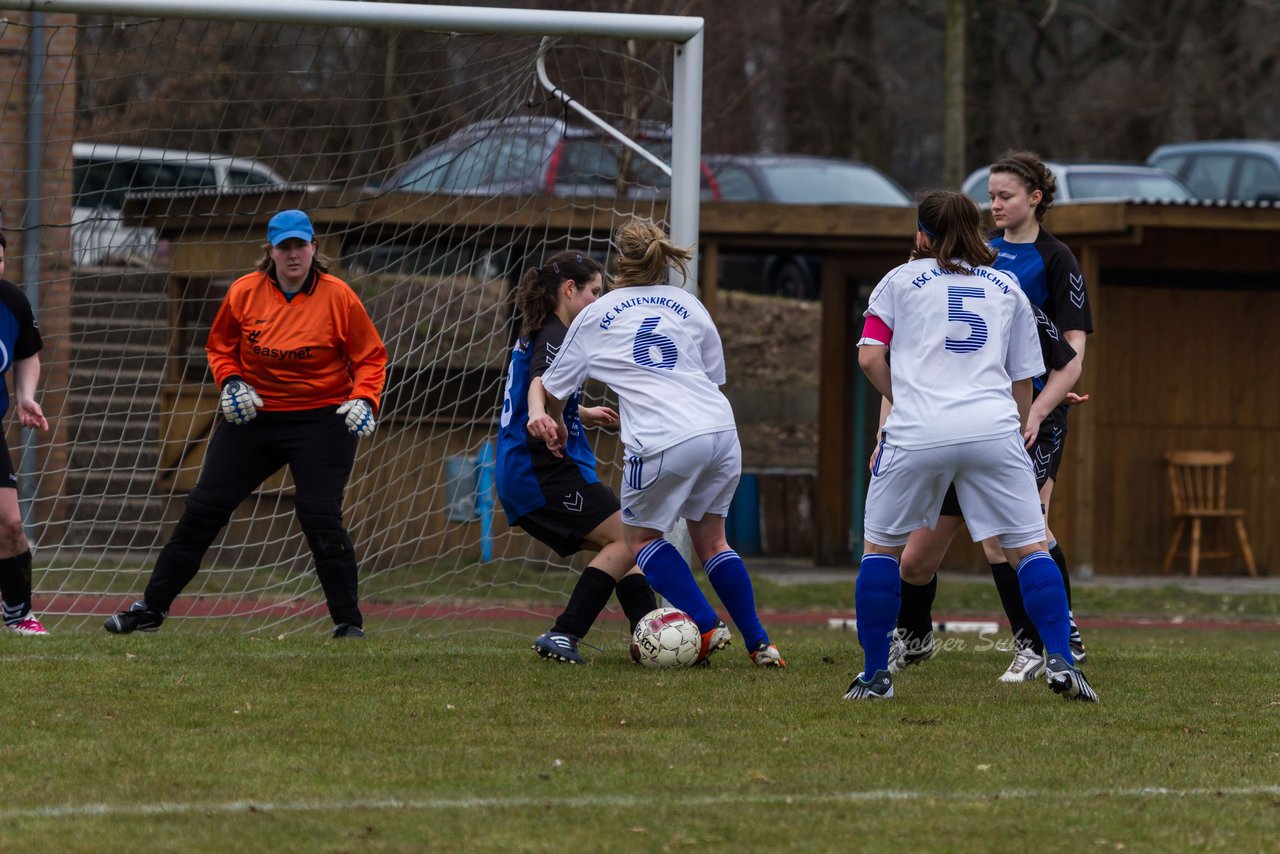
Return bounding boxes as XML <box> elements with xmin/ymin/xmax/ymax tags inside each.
<box><xmin>630</xmin><ymin>607</ymin><xmax>701</xmax><ymax>669</ymax></box>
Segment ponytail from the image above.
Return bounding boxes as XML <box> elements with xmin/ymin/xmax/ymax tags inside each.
<box><xmin>611</xmin><ymin>217</ymin><xmax>693</xmax><ymax>289</ymax></box>
<box><xmin>912</xmin><ymin>190</ymin><xmax>997</xmax><ymax>273</ymax></box>
<box><xmin>514</xmin><ymin>250</ymin><xmax>604</xmax><ymax>339</ymax></box>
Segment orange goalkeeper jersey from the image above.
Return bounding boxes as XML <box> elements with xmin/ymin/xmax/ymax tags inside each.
<box><xmin>206</xmin><ymin>269</ymin><xmax>387</xmax><ymax>412</ymax></box>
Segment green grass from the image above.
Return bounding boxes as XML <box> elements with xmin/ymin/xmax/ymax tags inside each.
<box><xmin>36</xmin><ymin>559</ymin><xmax>1280</xmax><ymax>621</ymax></box>
<box><xmin>4</xmin><ymin>625</ymin><xmax>1279</xmax><ymax>852</ymax></box>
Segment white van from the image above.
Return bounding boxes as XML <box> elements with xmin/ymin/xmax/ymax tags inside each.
<box><xmin>71</xmin><ymin>143</ymin><xmax>287</xmax><ymax>266</ymax></box>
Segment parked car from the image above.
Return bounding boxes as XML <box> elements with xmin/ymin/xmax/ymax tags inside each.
<box><xmin>961</xmin><ymin>161</ymin><xmax>1194</xmax><ymax>206</ymax></box>
<box><xmin>72</xmin><ymin>143</ymin><xmax>287</xmax><ymax>265</ymax></box>
<box><xmin>1146</xmin><ymin>140</ymin><xmax>1280</xmax><ymax>203</ymax></box>
<box><xmin>706</xmin><ymin>154</ymin><xmax>914</xmax><ymax>299</ymax></box>
<box><xmin>378</xmin><ymin>116</ymin><xmax>712</xmax><ymax>200</ymax></box>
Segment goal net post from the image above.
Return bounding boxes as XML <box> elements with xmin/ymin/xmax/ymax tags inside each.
<box><xmin>0</xmin><ymin>0</ymin><xmax>704</xmax><ymax>635</ymax></box>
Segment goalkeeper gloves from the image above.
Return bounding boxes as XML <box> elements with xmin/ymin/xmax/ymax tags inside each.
<box><xmin>220</xmin><ymin>379</ymin><xmax>263</xmax><ymax>425</ymax></box>
<box><xmin>337</xmin><ymin>398</ymin><xmax>376</xmax><ymax>437</ymax></box>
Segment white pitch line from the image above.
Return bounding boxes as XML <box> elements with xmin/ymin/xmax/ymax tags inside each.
<box><xmin>4</xmin><ymin>786</ymin><xmax>1279</xmax><ymax>820</ymax></box>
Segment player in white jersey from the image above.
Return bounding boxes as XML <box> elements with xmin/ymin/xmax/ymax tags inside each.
<box><xmin>538</xmin><ymin>218</ymin><xmax>784</xmax><ymax>668</ymax></box>
<box><xmin>844</xmin><ymin>190</ymin><xmax>1096</xmax><ymax>702</ymax></box>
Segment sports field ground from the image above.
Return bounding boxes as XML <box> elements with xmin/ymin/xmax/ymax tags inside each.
<box><xmin>4</xmin><ymin>577</ymin><xmax>1278</xmax><ymax>852</ymax></box>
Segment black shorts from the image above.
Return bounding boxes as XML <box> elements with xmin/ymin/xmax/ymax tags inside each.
<box><xmin>514</xmin><ymin>481</ymin><xmax>620</xmax><ymax>558</ymax></box>
<box><xmin>938</xmin><ymin>424</ymin><xmax>1067</xmax><ymax>518</ymax></box>
<box><xmin>0</xmin><ymin>431</ymin><xmax>14</xmax><ymax>489</ymax></box>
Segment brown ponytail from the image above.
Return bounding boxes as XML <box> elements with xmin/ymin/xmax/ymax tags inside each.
<box><xmin>912</xmin><ymin>190</ymin><xmax>997</xmax><ymax>274</ymax></box>
<box><xmin>514</xmin><ymin>250</ymin><xmax>604</xmax><ymax>339</ymax></box>
<box><xmin>990</xmin><ymin>150</ymin><xmax>1056</xmax><ymax>222</ymax></box>
<box><xmin>611</xmin><ymin>218</ymin><xmax>693</xmax><ymax>289</ymax></box>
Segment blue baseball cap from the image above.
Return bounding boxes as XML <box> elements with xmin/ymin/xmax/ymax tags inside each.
<box><xmin>267</xmin><ymin>209</ymin><xmax>314</xmax><ymax>246</ymax></box>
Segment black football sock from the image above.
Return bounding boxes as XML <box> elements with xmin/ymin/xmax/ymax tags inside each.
<box><xmin>1047</xmin><ymin>541</ymin><xmax>1073</xmax><ymax>611</ymax></box>
<box><xmin>991</xmin><ymin>560</ymin><xmax>1043</xmax><ymax>656</ymax></box>
<box><xmin>896</xmin><ymin>574</ymin><xmax>937</xmax><ymax>646</ymax></box>
<box><xmin>614</xmin><ymin>572</ymin><xmax>658</xmax><ymax>633</ymax></box>
<box><xmin>0</xmin><ymin>551</ymin><xmax>33</xmax><ymax>624</ymax></box>
<box><xmin>552</xmin><ymin>566</ymin><xmax>617</xmax><ymax>639</ymax></box>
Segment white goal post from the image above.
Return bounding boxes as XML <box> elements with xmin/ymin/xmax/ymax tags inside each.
<box><xmin>0</xmin><ymin>0</ymin><xmax>706</xmax><ymax>635</ymax></box>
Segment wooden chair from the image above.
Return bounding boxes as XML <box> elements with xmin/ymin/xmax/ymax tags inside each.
<box><xmin>1162</xmin><ymin>451</ymin><xmax>1258</xmax><ymax>577</ymax></box>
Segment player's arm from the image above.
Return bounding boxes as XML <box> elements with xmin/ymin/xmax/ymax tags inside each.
<box><xmin>870</xmin><ymin>395</ymin><xmax>891</xmax><ymax>473</ymax></box>
<box><xmin>525</xmin><ymin>376</ymin><xmax>562</xmax><ymax>454</ymax></box>
<box><xmin>857</xmin><ymin>313</ymin><xmax>893</xmax><ymax>402</ymax></box>
<box><xmin>1024</xmin><ymin>352</ymin><xmax>1081</xmax><ymax>447</ymax></box>
<box><xmin>1012</xmin><ymin>378</ymin><xmax>1033</xmax><ymax>428</ymax></box>
<box><xmin>1062</xmin><ymin>329</ymin><xmax>1086</xmax><ymax>366</ymax></box>
<box><xmin>13</xmin><ymin>354</ymin><xmax>48</xmax><ymax>431</ymax></box>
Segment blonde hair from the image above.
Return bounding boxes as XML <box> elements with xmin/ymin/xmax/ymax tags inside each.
<box><xmin>611</xmin><ymin>218</ymin><xmax>693</xmax><ymax>288</ymax></box>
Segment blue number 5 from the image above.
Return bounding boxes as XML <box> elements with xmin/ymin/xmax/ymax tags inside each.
<box><xmin>633</xmin><ymin>316</ymin><xmax>678</xmax><ymax>369</ymax></box>
<box><xmin>945</xmin><ymin>286</ymin><xmax>988</xmax><ymax>353</ymax></box>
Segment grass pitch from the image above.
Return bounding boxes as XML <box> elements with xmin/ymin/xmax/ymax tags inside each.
<box><xmin>3</xmin><ymin>622</ymin><xmax>1278</xmax><ymax>852</ymax></box>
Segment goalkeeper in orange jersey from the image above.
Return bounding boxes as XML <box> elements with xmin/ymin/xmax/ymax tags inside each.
<box><xmin>105</xmin><ymin>209</ymin><xmax>386</xmax><ymax>638</ymax></box>
<box><xmin>0</xmin><ymin>232</ymin><xmax>51</xmax><ymax>635</ymax></box>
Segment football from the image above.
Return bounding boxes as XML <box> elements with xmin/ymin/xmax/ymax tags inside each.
<box><xmin>630</xmin><ymin>607</ymin><xmax>701</xmax><ymax>668</ymax></box>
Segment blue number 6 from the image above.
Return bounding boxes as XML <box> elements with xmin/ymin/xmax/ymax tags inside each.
<box><xmin>633</xmin><ymin>316</ymin><xmax>678</xmax><ymax>369</ymax></box>
<box><xmin>945</xmin><ymin>286</ymin><xmax>988</xmax><ymax>353</ymax></box>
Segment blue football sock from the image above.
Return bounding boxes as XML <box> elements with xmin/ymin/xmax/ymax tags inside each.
<box><xmin>855</xmin><ymin>553</ymin><xmax>902</xmax><ymax>676</ymax></box>
<box><xmin>703</xmin><ymin>549</ymin><xmax>767</xmax><ymax>650</ymax></box>
<box><xmin>635</xmin><ymin>539</ymin><xmax>719</xmax><ymax>632</ymax></box>
<box><xmin>1016</xmin><ymin>551</ymin><xmax>1074</xmax><ymax>664</ymax></box>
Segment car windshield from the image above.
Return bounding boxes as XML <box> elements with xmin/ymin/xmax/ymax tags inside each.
<box><xmin>74</xmin><ymin>159</ymin><xmax>219</xmax><ymax>209</ymax></box>
<box><xmin>757</xmin><ymin>161</ymin><xmax>911</xmax><ymax>205</ymax></box>
<box><xmin>557</xmin><ymin>138</ymin><xmax>622</xmax><ymax>187</ymax></box>
<box><xmin>1065</xmin><ymin>171</ymin><xmax>1193</xmax><ymax>200</ymax></box>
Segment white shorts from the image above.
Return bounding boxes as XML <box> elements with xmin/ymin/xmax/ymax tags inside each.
<box><xmin>863</xmin><ymin>432</ymin><xmax>1045</xmax><ymax>549</ymax></box>
<box><xmin>620</xmin><ymin>430</ymin><xmax>741</xmax><ymax>533</ymax></box>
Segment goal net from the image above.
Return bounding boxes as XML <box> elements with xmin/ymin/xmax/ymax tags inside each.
<box><xmin>0</xmin><ymin>2</ymin><xmax>703</xmax><ymax>636</ymax></box>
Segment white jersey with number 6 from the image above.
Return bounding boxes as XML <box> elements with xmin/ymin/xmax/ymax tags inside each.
<box><xmin>541</xmin><ymin>284</ymin><xmax>736</xmax><ymax>457</ymax></box>
<box><xmin>861</xmin><ymin>257</ymin><xmax>1044</xmax><ymax>450</ymax></box>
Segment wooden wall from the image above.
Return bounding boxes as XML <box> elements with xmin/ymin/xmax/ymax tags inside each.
<box><xmin>1052</xmin><ymin>280</ymin><xmax>1277</xmax><ymax>576</ymax></box>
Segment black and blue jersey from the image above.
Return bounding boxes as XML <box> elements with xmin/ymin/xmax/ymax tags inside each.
<box><xmin>496</xmin><ymin>317</ymin><xmax>599</xmax><ymax>523</ymax></box>
<box><xmin>990</xmin><ymin>229</ymin><xmax>1093</xmax><ymax>335</ymax></box>
<box><xmin>0</xmin><ymin>279</ymin><xmax>43</xmax><ymax>418</ymax></box>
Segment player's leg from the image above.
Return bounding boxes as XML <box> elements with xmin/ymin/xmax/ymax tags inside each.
<box><xmin>283</xmin><ymin>410</ymin><xmax>363</xmax><ymax>636</ymax></box>
<box><xmin>847</xmin><ymin>442</ymin><xmax>949</xmax><ymax>699</ymax></box>
<box><xmin>0</xmin><ymin>451</ymin><xmax>44</xmax><ymax>634</ymax></box>
<box><xmin>684</xmin><ymin>431</ymin><xmax>782</xmax><ymax>666</ymax></box>
<box><xmin>955</xmin><ymin>434</ymin><xmax>1096</xmax><ymax>700</ymax></box>
<box><xmin>527</xmin><ymin>495</ymin><xmax>657</xmax><ymax>663</ymax></box>
<box><xmin>1004</xmin><ymin>540</ymin><xmax>1097</xmax><ymax>701</ymax></box>
<box><xmin>893</xmin><ymin>496</ymin><xmax>965</xmax><ymax>671</ymax></box>
<box><xmin>1041</xmin><ymin>478</ymin><xmax>1086</xmax><ymax>661</ymax></box>
<box><xmin>107</xmin><ymin>419</ymin><xmax>281</xmax><ymax>634</ymax></box>
<box><xmin>579</xmin><ymin>512</ymin><xmax>657</xmax><ymax>633</ymax></box>
<box><xmin>982</xmin><ymin>534</ymin><xmax>1047</xmax><ymax>681</ymax></box>
<box><xmin>621</xmin><ymin>435</ymin><xmax>725</xmax><ymax>662</ymax></box>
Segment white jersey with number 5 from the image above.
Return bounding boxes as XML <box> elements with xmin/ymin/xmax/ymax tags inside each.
<box><xmin>541</xmin><ymin>284</ymin><xmax>736</xmax><ymax>457</ymax></box>
<box><xmin>861</xmin><ymin>257</ymin><xmax>1044</xmax><ymax>450</ymax></box>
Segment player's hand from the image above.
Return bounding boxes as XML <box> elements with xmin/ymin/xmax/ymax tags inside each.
<box><xmin>579</xmin><ymin>406</ymin><xmax>619</xmax><ymax>428</ymax></box>
<box><xmin>545</xmin><ymin>418</ymin><xmax>569</xmax><ymax>458</ymax></box>
<box><xmin>869</xmin><ymin>439</ymin><xmax>881</xmax><ymax>474</ymax></box>
<box><xmin>1023</xmin><ymin>412</ymin><xmax>1046</xmax><ymax>449</ymax></box>
<box><xmin>527</xmin><ymin>413</ymin><xmax>562</xmax><ymax>457</ymax></box>
<box><xmin>220</xmin><ymin>380</ymin><xmax>263</xmax><ymax>424</ymax></box>
<box><xmin>336</xmin><ymin>398</ymin><xmax>376</xmax><ymax>437</ymax></box>
<box><xmin>1065</xmin><ymin>392</ymin><xmax>1090</xmax><ymax>405</ymax></box>
<box><xmin>16</xmin><ymin>399</ymin><xmax>48</xmax><ymax>431</ymax></box>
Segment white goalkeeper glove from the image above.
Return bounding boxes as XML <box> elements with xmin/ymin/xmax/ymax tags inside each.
<box><xmin>337</xmin><ymin>398</ymin><xmax>376</xmax><ymax>438</ymax></box>
<box><xmin>220</xmin><ymin>379</ymin><xmax>263</xmax><ymax>425</ymax></box>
